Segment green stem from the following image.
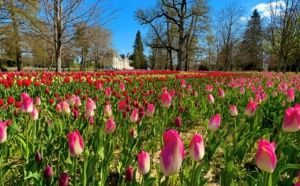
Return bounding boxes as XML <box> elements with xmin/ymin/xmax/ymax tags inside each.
<box><xmin>163</xmin><ymin>176</ymin><xmax>169</xmax><ymax>186</ymax></box>
<box><xmin>233</xmin><ymin>117</ymin><xmax>236</xmax><ymax>146</ymax></box>
<box><xmin>141</xmin><ymin>175</ymin><xmax>144</xmax><ymax>186</ymax></box>
<box><xmin>276</xmin><ymin>132</ymin><xmax>288</xmax><ymax>158</ymax></box>
<box><xmin>191</xmin><ymin>161</ymin><xmax>197</xmax><ymax>186</ymax></box>
<box><xmin>25</xmin><ymin>115</ymin><xmax>29</xmax><ymax>164</ymax></box>
<box><xmin>73</xmin><ymin>156</ymin><xmax>77</xmax><ymax>186</ymax></box>
<box><xmin>0</xmin><ymin>145</ymin><xmax>2</xmax><ymax>186</ymax></box>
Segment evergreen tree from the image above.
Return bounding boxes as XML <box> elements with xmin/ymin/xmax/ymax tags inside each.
<box><xmin>132</xmin><ymin>30</ymin><xmax>146</xmax><ymax>69</ymax></box>
<box><xmin>241</xmin><ymin>9</ymin><xmax>263</xmax><ymax>70</ymax></box>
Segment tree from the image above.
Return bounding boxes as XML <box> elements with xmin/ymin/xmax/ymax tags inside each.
<box><xmin>34</xmin><ymin>0</ymin><xmax>116</xmax><ymax>72</ymax></box>
<box><xmin>135</xmin><ymin>0</ymin><xmax>209</xmax><ymax>70</ymax></box>
<box><xmin>215</xmin><ymin>2</ymin><xmax>245</xmax><ymax>71</ymax></box>
<box><xmin>131</xmin><ymin>30</ymin><xmax>146</xmax><ymax>69</ymax></box>
<box><xmin>268</xmin><ymin>0</ymin><xmax>300</xmax><ymax>73</ymax></box>
<box><xmin>0</xmin><ymin>0</ymin><xmax>39</xmax><ymax>71</ymax></box>
<box><xmin>241</xmin><ymin>9</ymin><xmax>264</xmax><ymax>70</ymax></box>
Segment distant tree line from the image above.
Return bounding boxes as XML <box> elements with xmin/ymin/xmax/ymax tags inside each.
<box><xmin>134</xmin><ymin>0</ymin><xmax>300</xmax><ymax>73</ymax></box>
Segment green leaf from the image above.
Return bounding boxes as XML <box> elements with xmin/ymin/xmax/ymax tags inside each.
<box><xmin>144</xmin><ymin>177</ymin><xmax>156</xmax><ymax>186</ymax></box>
<box><xmin>24</xmin><ymin>172</ymin><xmax>41</xmax><ymax>181</ymax></box>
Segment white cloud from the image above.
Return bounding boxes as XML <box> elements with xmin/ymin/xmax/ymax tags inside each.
<box><xmin>240</xmin><ymin>16</ymin><xmax>247</xmax><ymax>22</ymax></box>
<box><xmin>251</xmin><ymin>0</ymin><xmax>286</xmax><ymax>18</ymax></box>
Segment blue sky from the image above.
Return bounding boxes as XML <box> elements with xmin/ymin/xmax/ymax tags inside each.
<box><xmin>110</xmin><ymin>0</ymin><xmax>273</xmax><ymax>55</ymax></box>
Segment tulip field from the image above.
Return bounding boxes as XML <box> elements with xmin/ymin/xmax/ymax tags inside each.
<box><xmin>0</xmin><ymin>70</ymin><xmax>300</xmax><ymax>186</ymax></box>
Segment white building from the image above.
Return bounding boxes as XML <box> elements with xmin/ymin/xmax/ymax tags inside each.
<box><xmin>104</xmin><ymin>54</ymin><xmax>134</xmax><ymax>70</ymax></box>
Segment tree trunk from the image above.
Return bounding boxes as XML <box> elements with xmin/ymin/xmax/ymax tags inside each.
<box><xmin>54</xmin><ymin>0</ymin><xmax>62</xmax><ymax>72</ymax></box>
<box><xmin>168</xmin><ymin>49</ymin><xmax>173</xmax><ymax>70</ymax></box>
<box><xmin>277</xmin><ymin>54</ymin><xmax>282</xmax><ymax>73</ymax></box>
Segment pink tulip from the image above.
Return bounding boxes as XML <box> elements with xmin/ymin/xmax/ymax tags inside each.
<box><xmin>0</xmin><ymin>120</ymin><xmax>8</xmax><ymax>143</ymax></box>
<box><xmin>146</xmin><ymin>104</ymin><xmax>155</xmax><ymax>117</ymax></box>
<box><xmin>104</xmin><ymin>87</ymin><xmax>112</xmax><ymax>98</ymax></box>
<box><xmin>245</xmin><ymin>101</ymin><xmax>258</xmax><ymax>117</ymax></box>
<box><xmin>162</xmin><ymin>92</ymin><xmax>171</xmax><ymax>107</ymax></box>
<box><xmin>35</xmin><ymin>97</ymin><xmax>41</xmax><ymax>106</ymax></box>
<box><xmin>56</xmin><ymin>104</ymin><xmax>62</xmax><ymax>113</ymax></box>
<box><xmin>189</xmin><ymin>134</ymin><xmax>205</xmax><ymax>161</ymax></box>
<box><xmin>67</xmin><ymin>95</ymin><xmax>77</xmax><ymax>106</ymax></box>
<box><xmin>282</xmin><ymin>104</ymin><xmax>300</xmax><ymax>133</ymax></box>
<box><xmin>137</xmin><ymin>151</ymin><xmax>150</xmax><ymax>175</ymax></box>
<box><xmin>230</xmin><ymin>105</ymin><xmax>238</xmax><ymax>117</ymax></box>
<box><xmin>59</xmin><ymin>173</ymin><xmax>69</xmax><ymax>186</ymax></box>
<box><xmin>30</xmin><ymin>108</ymin><xmax>39</xmax><ymax>121</ymax></box>
<box><xmin>74</xmin><ymin>96</ymin><xmax>81</xmax><ymax>107</ymax></box>
<box><xmin>60</xmin><ymin>101</ymin><xmax>71</xmax><ymax>115</ymax></box>
<box><xmin>160</xmin><ymin>130</ymin><xmax>185</xmax><ymax>176</ymax></box>
<box><xmin>43</xmin><ymin>165</ymin><xmax>53</xmax><ymax>179</ymax></box>
<box><xmin>130</xmin><ymin>108</ymin><xmax>138</xmax><ymax>122</ymax></box>
<box><xmin>105</xmin><ymin>118</ymin><xmax>116</xmax><ymax>134</ymax></box>
<box><xmin>20</xmin><ymin>93</ymin><xmax>34</xmax><ymax>113</ymax></box>
<box><xmin>218</xmin><ymin>88</ymin><xmax>225</xmax><ymax>98</ymax></box>
<box><xmin>207</xmin><ymin>94</ymin><xmax>214</xmax><ymax>104</ymax></box>
<box><xmin>282</xmin><ymin>101</ymin><xmax>286</xmax><ymax>106</ymax></box>
<box><xmin>256</xmin><ymin>139</ymin><xmax>277</xmax><ymax>173</ymax></box>
<box><xmin>104</xmin><ymin>104</ymin><xmax>112</xmax><ymax>118</ymax></box>
<box><xmin>85</xmin><ymin>100</ymin><xmax>95</xmax><ymax>118</ymax></box>
<box><xmin>286</xmin><ymin>89</ymin><xmax>295</xmax><ymax>102</ymax></box>
<box><xmin>119</xmin><ymin>83</ymin><xmax>125</xmax><ymax>92</ymax></box>
<box><xmin>187</xmin><ymin>84</ymin><xmax>192</xmax><ymax>92</ymax></box>
<box><xmin>205</xmin><ymin>86</ymin><xmax>213</xmax><ymax>92</ymax></box>
<box><xmin>66</xmin><ymin>131</ymin><xmax>84</xmax><ymax>157</ymax></box>
<box><xmin>272</xmin><ymin>91</ymin><xmax>278</xmax><ymax>97</ymax></box>
<box><xmin>261</xmin><ymin>92</ymin><xmax>268</xmax><ymax>101</ymax></box>
<box><xmin>193</xmin><ymin>91</ymin><xmax>198</xmax><ymax>97</ymax></box>
<box><xmin>240</xmin><ymin>87</ymin><xmax>245</xmax><ymax>94</ymax></box>
<box><xmin>170</xmin><ymin>90</ymin><xmax>175</xmax><ymax>99</ymax></box>
<box><xmin>208</xmin><ymin>114</ymin><xmax>221</xmax><ymax>132</ymax></box>
<box><xmin>162</xmin><ymin>87</ymin><xmax>168</xmax><ymax>93</ymax></box>
<box><xmin>180</xmin><ymin>79</ymin><xmax>186</xmax><ymax>88</ymax></box>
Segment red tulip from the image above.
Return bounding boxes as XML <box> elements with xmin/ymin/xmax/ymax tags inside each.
<box><xmin>43</xmin><ymin>165</ymin><xmax>53</xmax><ymax>179</ymax></box>
<box><xmin>59</xmin><ymin>173</ymin><xmax>69</xmax><ymax>186</ymax></box>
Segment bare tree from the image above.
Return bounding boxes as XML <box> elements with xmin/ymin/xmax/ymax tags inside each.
<box><xmin>268</xmin><ymin>0</ymin><xmax>300</xmax><ymax>73</ymax></box>
<box><xmin>33</xmin><ymin>0</ymin><xmax>117</xmax><ymax>72</ymax></box>
<box><xmin>136</xmin><ymin>0</ymin><xmax>209</xmax><ymax>70</ymax></box>
<box><xmin>215</xmin><ymin>2</ymin><xmax>245</xmax><ymax>71</ymax></box>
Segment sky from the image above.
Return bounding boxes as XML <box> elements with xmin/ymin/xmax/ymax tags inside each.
<box><xmin>110</xmin><ymin>0</ymin><xmax>277</xmax><ymax>55</ymax></box>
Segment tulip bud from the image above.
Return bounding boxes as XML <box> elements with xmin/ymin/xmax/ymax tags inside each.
<box><xmin>104</xmin><ymin>104</ymin><xmax>112</xmax><ymax>118</ymax></box>
<box><xmin>137</xmin><ymin>151</ymin><xmax>150</xmax><ymax>175</ymax></box>
<box><xmin>230</xmin><ymin>105</ymin><xmax>238</xmax><ymax>117</ymax></box>
<box><xmin>35</xmin><ymin>151</ymin><xmax>42</xmax><ymax>162</ymax></box>
<box><xmin>207</xmin><ymin>94</ymin><xmax>214</xmax><ymax>104</ymax></box>
<box><xmin>66</xmin><ymin>131</ymin><xmax>84</xmax><ymax>157</ymax></box>
<box><xmin>282</xmin><ymin>104</ymin><xmax>300</xmax><ymax>133</ymax></box>
<box><xmin>174</xmin><ymin>117</ymin><xmax>182</xmax><ymax>127</ymax></box>
<box><xmin>162</xmin><ymin>93</ymin><xmax>171</xmax><ymax>107</ymax></box>
<box><xmin>208</xmin><ymin>114</ymin><xmax>221</xmax><ymax>132</ymax></box>
<box><xmin>105</xmin><ymin>118</ymin><xmax>116</xmax><ymax>134</ymax></box>
<box><xmin>130</xmin><ymin>129</ymin><xmax>135</xmax><ymax>139</ymax></box>
<box><xmin>35</xmin><ymin>97</ymin><xmax>41</xmax><ymax>106</ymax></box>
<box><xmin>245</xmin><ymin>101</ymin><xmax>258</xmax><ymax>117</ymax></box>
<box><xmin>30</xmin><ymin>108</ymin><xmax>39</xmax><ymax>121</ymax></box>
<box><xmin>0</xmin><ymin>120</ymin><xmax>8</xmax><ymax>143</ymax></box>
<box><xmin>43</xmin><ymin>165</ymin><xmax>53</xmax><ymax>179</ymax></box>
<box><xmin>256</xmin><ymin>139</ymin><xmax>277</xmax><ymax>173</ymax></box>
<box><xmin>189</xmin><ymin>134</ymin><xmax>205</xmax><ymax>161</ymax></box>
<box><xmin>61</xmin><ymin>101</ymin><xmax>71</xmax><ymax>115</ymax></box>
<box><xmin>160</xmin><ymin>130</ymin><xmax>185</xmax><ymax>176</ymax></box>
<box><xmin>125</xmin><ymin>166</ymin><xmax>133</xmax><ymax>182</ymax></box>
<box><xmin>130</xmin><ymin>108</ymin><xmax>138</xmax><ymax>123</ymax></box>
<box><xmin>146</xmin><ymin>104</ymin><xmax>155</xmax><ymax>117</ymax></box>
<box><xmin>59</xmin><ymin>173</ymin><xmax>69</xmax><ymax>186</ymax></box>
